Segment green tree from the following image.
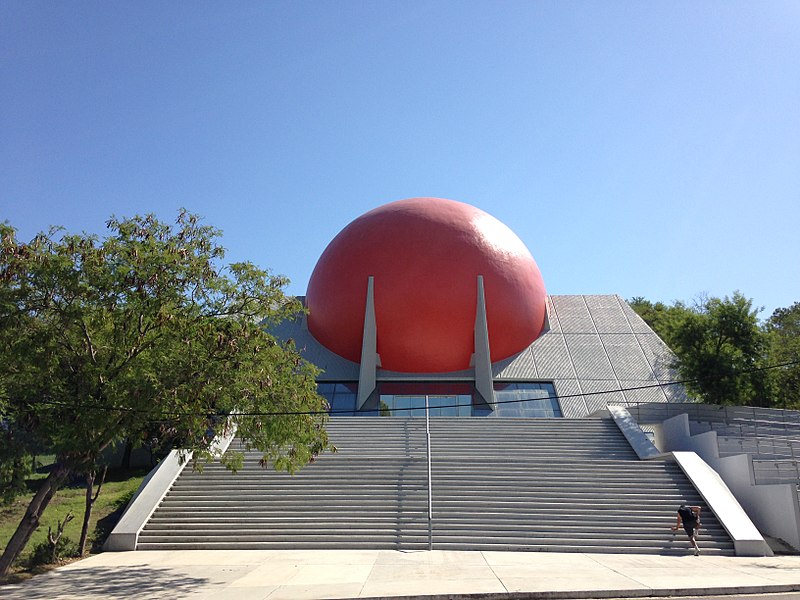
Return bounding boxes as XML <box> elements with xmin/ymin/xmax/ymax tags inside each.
<box><xmin>0</xmin><ymin>211</ymin><xmax>330</xmax><ymax>576</ymax></box>
<box><xmin>667</xmin><ymin>293</ymin><xmax>769</xmax><ymax>406</ymax></box>
<box><xmin>630</xmin><ymin>293</ymin><xmax>770</xmax><ymax>406</ymax></box>
<box><xmin>0</xmin><ymin>426</ymin><xmax>34</xmax><ymax>505</ymax></box>
<box><xmin>765</xmin><ymin>302</ymin><xmax>800</xmax><ymax>408</ymax></box>
<box><xmin>628</xmin><ymin>296</ymin><xmax>687</xmax><ymax>343</ymax></box>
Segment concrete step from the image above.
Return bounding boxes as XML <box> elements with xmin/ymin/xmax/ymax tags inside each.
<box><xmin>168</xmin><ymin>482</ymin><xmax>701</xmax><ymax>492</ymax></box>
<box><xmin>134</xmin><ymin>539</ymin><xmax>731</xmax><ymax>556</ymax></box>
<box><xmin>138</xmin><ymin>416</ymin><xmax>735</xmax><ymax>555</ymax></box>
<box><xmin>143</xmin><ymin>510</ymin><xmax>721</xmax><ymax>524</ymax></box>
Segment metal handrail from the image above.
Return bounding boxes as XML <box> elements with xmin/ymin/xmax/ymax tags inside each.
<box><xmin>752</xmin><ymin>458</ymin><xmax>800</xmax><ymax>486</ymax></box>
<box><xmin>425</xmin><ymin>394</ymin><xmax>433</xmax><ymax>551</ymax></box>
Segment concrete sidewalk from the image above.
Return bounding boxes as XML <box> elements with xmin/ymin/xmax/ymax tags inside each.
<box><xmin>3</xmin><ymin>549</ymin><xmax>800</xmax><ymax>600</ymax></box>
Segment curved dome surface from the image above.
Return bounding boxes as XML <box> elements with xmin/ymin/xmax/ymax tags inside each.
<box><xmin>306</xmin><ymin>197</ymin><xmax>547</xmax><ymax>373</ymax></box>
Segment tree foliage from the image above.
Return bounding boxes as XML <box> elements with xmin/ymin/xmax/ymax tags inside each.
<box><xmin>0</xmin><ymin>426</ymin><xmax>33</xmax><ymax>505</ymax></box>
<box><xmin>630</xmin><ymin>293</ymin><xmax>798</xmax><ymax>408</ymax></box>
<box><xmin>765</xmin><ymin>302</ymin><xmax>800</xmax><ymax>408</ymax></box>
<box><xmin>628</xmin><ymin>297</ymin><xmax>684</xmax><ymax>341</ymax></box>
<box><xmin>668</xmin><ymin>293</ymin><xmax>769</xmax><ymax>406</ymax></box>
<box><xmin>0</xmin><ymin>211</ymin><xmax>330</xmax><ymax>574</ymax></box>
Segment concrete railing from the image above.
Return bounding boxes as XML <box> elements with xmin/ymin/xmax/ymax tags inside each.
<box><xmin>672</xmin><ymin>451</ymin><xmax>772</xmax><ymax>557</ymax></box>
<box><xmin>105</xmin><ymin>428</ymin><xmax>236</xmax><ymax>551</ymax></box>
<box><xmin>607</xmin><ymin>405</ymin><xmax>664</xmax><ymax>460</ymax></box>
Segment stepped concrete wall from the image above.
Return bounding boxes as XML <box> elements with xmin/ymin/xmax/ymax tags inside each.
<box><xmin>661</xmin><ymin>413</ymin><xmax>800</xmax><ymax>550</ymax></box>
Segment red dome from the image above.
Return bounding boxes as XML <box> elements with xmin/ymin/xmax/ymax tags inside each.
<box><xmin>306</xmin><ymin>197</ymin><xmax>547</xmax><ymax>373</ymax></box>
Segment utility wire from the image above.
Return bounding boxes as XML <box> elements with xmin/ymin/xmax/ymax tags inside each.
<box><xmin>11</xmin><ymin>359</ymin><xmax>800</xmax><ymax>420</ymax></box>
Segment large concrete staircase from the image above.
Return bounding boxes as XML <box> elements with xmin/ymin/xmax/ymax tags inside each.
<box><xmin>137</xmin><ymin>417</ymin><xmax>735</xmax><ymax>555</ymax></box>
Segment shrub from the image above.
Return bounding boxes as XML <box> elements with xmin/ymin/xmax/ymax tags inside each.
<box><xmin>26</xmin><ymin>536</ymin><xmax>76</xmax><ymax>567</ymax></box>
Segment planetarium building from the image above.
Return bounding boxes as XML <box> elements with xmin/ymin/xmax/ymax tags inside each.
<box><xmin>277</xmin><ymin>196</ymin><xmax>686</xmax><ymax>419</ymax></box>
<box><xmin>108</xmin><ymin>197</ymin><xmax>775</xmax><ymax>558</ymax></box>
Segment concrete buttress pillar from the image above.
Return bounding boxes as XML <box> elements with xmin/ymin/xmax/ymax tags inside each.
<box><xmin>357</xmin><ymin>276</ymin><xmax>378</xmax><ymax>409</ymax></box>
<box><xmin>473</xmin><ymin>275</ymin><xmax>495</xmax><ymax>407</ymax></box>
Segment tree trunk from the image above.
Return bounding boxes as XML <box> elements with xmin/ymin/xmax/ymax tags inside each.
<box><xmin>77</xmin><ymin>470</ymin><xmax>95</xmax><ymax>557</ymax></box>
<box><xmin>77</xmin><ymin>466</ymin><xmax>106</xmax><ymax>557</ymax></box>
<box><xmin>0</xmin><ymin>462</ymin><xmax>70</xmax><ymax>577</ymax></box>
<box><xmin>47</xmin><ymin>511</ymin><xmax>74</xmax><ymax>563</ymax></box>
<box><xmin>120</xmin><ymin>439</ymin><xmax>133</xmax><ymax>470</ymax></box>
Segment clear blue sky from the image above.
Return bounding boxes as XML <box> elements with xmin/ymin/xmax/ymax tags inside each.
<box><xmin>2</xmin><ymin>2</ymin><xmax>798</xmax><ymax>318</ymax></box>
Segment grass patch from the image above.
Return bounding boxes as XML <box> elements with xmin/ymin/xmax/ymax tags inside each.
<box><xmin>0</xmin><ymin>461</ymin><xmax>148</xmax><ymax>582</ymax></box>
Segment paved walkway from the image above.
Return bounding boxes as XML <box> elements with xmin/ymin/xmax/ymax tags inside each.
<box><xmin>4</xmin><ymin>550</ymin><xmax>800</xmax><ymax>599</ymax></box>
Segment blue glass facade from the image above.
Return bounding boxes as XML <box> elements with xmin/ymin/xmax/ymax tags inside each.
<box><xmin>318</xmin><ymin>381</ymin><xmax>561</xmax><ymax>417</ymax></box>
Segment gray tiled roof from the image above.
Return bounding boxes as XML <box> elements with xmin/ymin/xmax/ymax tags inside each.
<box><xmin>270</xmin><ymin>315</ymin><xmax>360</xmax><ymax>380</ymax></box>
<box><xmin>541</xmin><ymin>295</ymin><xmax>675</xmax><ymax>417</ymax></box>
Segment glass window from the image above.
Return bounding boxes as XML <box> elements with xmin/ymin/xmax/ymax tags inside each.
<box><xmin>492</xmin><ymin>382</ymin><xmax>561</xmax><ymax>418</ymax></box>
<box><xmin>376</xmin><ymin>382</ymin><xmax>475</xmax><ymax>417</ymax></box>
<box><xmin>317</xmin><ymin>382</ymin><xmax>358</xmax><ymax>415</ymax></box>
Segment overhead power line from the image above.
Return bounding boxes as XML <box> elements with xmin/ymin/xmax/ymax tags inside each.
<box><xmin>11</xmin><ymin>359</ymin><xmax>800</xmax><ymax>420</ymax></box>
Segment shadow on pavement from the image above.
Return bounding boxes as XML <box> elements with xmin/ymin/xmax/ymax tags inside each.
<box><xmin>0</xmin><ymin>566</ymin><xmax>210</xmax><ymax>599</ymax></box>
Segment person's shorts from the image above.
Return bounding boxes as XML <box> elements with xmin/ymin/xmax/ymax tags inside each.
<box><xmin>683</xmin><ymin>521</ymin><xmax>697</xmax><ymax>538</ymax></box>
